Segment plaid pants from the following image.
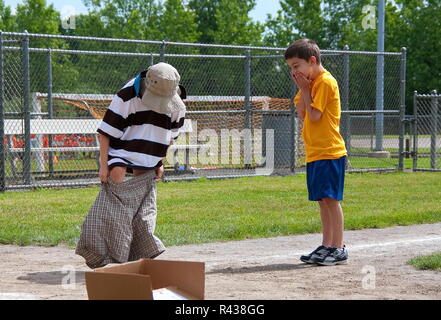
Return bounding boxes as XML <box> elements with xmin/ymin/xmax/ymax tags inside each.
<box><xmin>75</xmin><ymin>170</ymin><xmax>165</xmax><ymax>269</ymax></box>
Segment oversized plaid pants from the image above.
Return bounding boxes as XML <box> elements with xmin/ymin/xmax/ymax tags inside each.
<box><xmin>75</xmin><ymin>170</ymin><xmax>165</xmax><ymax>269</ymax></box>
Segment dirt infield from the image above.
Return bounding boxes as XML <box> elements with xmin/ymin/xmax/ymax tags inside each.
<box><xmin>1</xmin><ymin>222</ymin><xmax>441</xmax><ymax>300</ymax></box>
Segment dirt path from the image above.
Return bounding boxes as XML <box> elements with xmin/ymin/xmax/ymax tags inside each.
<box><xmin>1</xmin><ymin>223</ymin><xmax>441</xmax><ymax>300</ymax></box>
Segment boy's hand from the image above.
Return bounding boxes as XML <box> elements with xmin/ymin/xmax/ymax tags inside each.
<box><xmin>290</xmin><ymin>72</ymin><xmax>300</xmax><ymax>87</ymax></box>
<box><xmin>99</xmin><ymin>165</ymin><xmax>109</xmax><ymax>183</ymax></box>
<box><xmin>293</xmin><ymin>71</ymin><xmax>311</xmax><ymax>92</ymax></box>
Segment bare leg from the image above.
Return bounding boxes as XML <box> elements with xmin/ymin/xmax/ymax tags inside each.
<box><xmin>109</xmin><ymin>166</ymin><xmax>127</xmax><ymax>184</ymax></box>
<box><xmin>318</xmin><ymin>200</ymin><xmax>333</xmax><ymax>247</ymax></box>
<box><xmin>322</xmin><ymin>198</ymin><xmax>344</xmax><ymax>248</ymax></box>
<box><xmin>133</xmin><ymin>169</ymin><xmax>148</xmax><ymax>177</ymax></box>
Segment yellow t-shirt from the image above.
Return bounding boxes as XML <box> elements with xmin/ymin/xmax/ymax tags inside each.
<box><xmin>294</xmin><ymin>69</ymin><xmax>347</xmax><ymax>163</ymax></box>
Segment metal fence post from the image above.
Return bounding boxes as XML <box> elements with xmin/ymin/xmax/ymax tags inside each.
<box><xmin>244</xmin><ymin>50</ymin><xmax>251</xmax><ymax>128</ymax></box>
<box><xmin>0</xmin><ymin>31</ymin><xmax>5</xmax><ymax>191</ymax></box>
<box><xmin>22</xmin><ymin>31</ymin><xmax>32</xmax><ymax>185</ymax></box>
<box><xmin>371</xmin><ymin>112</ymin><xmax>375</xmax><ymax>151</ymax></box>
<box><xmin>413</xmin><ymin>91</ymin><xmax>418</xmax><ymax>171</ymax></box>
<box><xmin>160</xmin><ymin>41</ymin><xmax>166</xmax><ymax>62</ymax></box>
<box><xmin>375</xmin><ymin>0</ymin><xmax>385</xmax><ymax>152</ymax></box>
<box><xmin>244</xmin><ymin>50</ymin><xmax>252</xmax><ymax>167</ymax></box>
<box><xmin>341</xmin><ymin>45</ymin><xmax>351</xmax><ymax>155</ymax></box>
<box><xmin>398</xmin><ymin>47</ymin><xmax>407</xmax><ymax>171</ymax></box>
<box><xmin>430</xmin><ymin>90</ymin><xmax>438</xmax><ymax>169</ymax></box>
<box><xmin>47</xmin><ymin>49</ymin><xmax>54</xmax><ymax>176</ymax></box>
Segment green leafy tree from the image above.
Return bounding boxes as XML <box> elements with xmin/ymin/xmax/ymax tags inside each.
<box><xmin>189</xmin><ymin>0</ymin><xmax>262</xmax><ymax>45</ymax></box>
<box><xmin>0</xmin><ymin>0</ymin><xmax>16</xmax><ymax>31</ymax></box>
<box><xmin>15</xmin><ymin>0</ymin><xmax>59</xmax><ymax>34</ymax></box>
<box><xmin>67</xmin><ymin>12</ymin><xmax>106</xmax><ymax>38</ymax></box>
<box><xmin>385</xmin><ymin>0</ymin><xmax>441</xmax><ymax>111</ymax></box>
<box><xmin>71</xmin><ymin>1</ymin><xmax>162</xmax><ymax>94</ymax></box>
<box><xmin>158</xmin><ymin>0</ymin><xmax>200</xmax><ymax>43</ymax></box>
<box><xmin>81</xmin><ymin>0</ymin><xmax>162</xmax><ymax>40</ymax></box>
<box><xmin>321</xmin><ymin>0</ymin><xmax>374</xmax><ymax>50</ymax></box>
<box><xmin>409</xmin><ymin>1</ymin><xmax>441</xmax><ymax>94</ymax></box>
<box><xmin>263</xmin><ymin>0</ymin><xmax>440</xmax><ymax>113</ymax></box>
<box><xmin>13</xmin><ymin>0</ymin><xmax>77</xmax><ymax>96</ymax></box>
<box><xmin>264</xmin><ymin>0</ymin><xmax>327</xmax><ymax>48</ymax></box>
<box><xmin>188</xmin><ymin>0</ymin><xmax>220</xmax><ymax>44</ymax></box>
<box><xmin>210</xmin><ymin>0</ymin><xmax>264</xmax><ymax>46</ymax></box>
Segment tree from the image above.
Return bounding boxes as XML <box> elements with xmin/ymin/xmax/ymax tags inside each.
<box><xmin>81</xmin><ymin>0</ymin><xmax>162</xmax><ymax>40</ymax></box>
<box><xmin>387</xmin><ymin>0</ymin><xmax>441</xmax><ymax>111</ymax></box>
<box><xmin>14</xmin><ymin>0</ymin><xmax>59</xmax><ymax>34</ymax></box>
<box><xmin>407</xmin><ymin>0</ymin><xmax>441</xmax><ymax>94</ymax></box>
<box><xmin>264</xmin><ymin>0</ymin><xmax>327</xmax><ymax>48</ymax></box>
<box><xmin>210</xmin><ymin>0</ymin><xmax>264</xmax><ymax>46</ymax></box>
<box><xmin>321</xmin><ymin>0</ymin><xmax>375</xmax><ymax>50</ymax></box>
<box><xmin>158</xmin><ymin>0</ymin><xmax>200</xmax><ymax>43</ymax></box>
<box><xmin>189</xmin><ymin>0</ymin><xmax>262</xmax><ymax>45</ymax></box>
<box><xmin>67</xmin><ymin>12</ymin><xmax>106</xmax><ymax>38</ymax></box>
<box><xmin>0</xmin><ymin>0</ymin><xmax>16</xmax><ymax>31</ymax></box>
<box><xmin>188</xmin><ymin>0</ymin><xmax>220</xmax><ymax>44</ymax></box>
<box><xmin>263</xmin><ymin>0</ymin><xmax>440</xmax><ymax>113</ymax></box>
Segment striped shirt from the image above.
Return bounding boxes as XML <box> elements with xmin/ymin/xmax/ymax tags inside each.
<box><xmin>97</xmin><ymin>70</ymin><xmax>186</xmax><ymax>171</ymax></box>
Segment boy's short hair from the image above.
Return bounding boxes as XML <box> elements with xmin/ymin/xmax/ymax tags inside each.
<box><xmin>284</xmin><ymin>39</ymin><xmax>321</xmax><ymax>64</ymax></box>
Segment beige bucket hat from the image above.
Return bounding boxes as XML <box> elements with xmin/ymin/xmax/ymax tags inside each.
<box><xmin>141</xmin><ymin>62</ymin><xmax>186</xmax><ymax>114</ymax></box>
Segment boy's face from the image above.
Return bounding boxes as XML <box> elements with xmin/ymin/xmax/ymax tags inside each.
<box><xmin>286</xmin><ymin>56</ymin><xmax>316</xmax><ymax>80</ymax></box>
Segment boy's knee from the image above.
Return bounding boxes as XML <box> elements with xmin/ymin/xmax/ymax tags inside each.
<box><xmin>321</xmin><ymin>197</ymin><xmax>339</xmax><ymax>205</ymax></box>
<box><xmin>109</xmin><ymin>166</ymin><xmax>126</xmax><ymax>183</ymax></box>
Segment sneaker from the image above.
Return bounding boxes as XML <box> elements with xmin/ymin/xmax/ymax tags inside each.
<box><xmin>300</xmin><ymin>245</ymin><xmax>331</xmax><ymax>264</ymax></box>
<box><xmin>313</xmin><ymin>246</ymin><xmax>348</xmax><ymax>266</ymax></box>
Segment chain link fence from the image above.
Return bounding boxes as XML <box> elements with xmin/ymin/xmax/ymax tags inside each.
<box><xmin>0</xmin><ymin>32</ymin><xmax>407</xmax><ymax>190</ymax></box>
<box><xmin>412</xmin><ymin>91</ymin><xmax>441</xmax><ymax>171</ymax></box>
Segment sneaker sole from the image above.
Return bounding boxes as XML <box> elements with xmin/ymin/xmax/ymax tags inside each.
<box><xmin>316</xmin><ymin>259</ymin><xmax>348</xmax><ymax>266</ymax></box>
<box><xmin>300</xmin><ymin>258</ymin><xmax>317</xmax><ymax>264</ymax></box>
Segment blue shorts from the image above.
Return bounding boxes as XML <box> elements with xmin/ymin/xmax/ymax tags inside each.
<box><xmin>306</xmin><ymin>156</ymin><xmax>346</xmax><ymax>201</ymax></box>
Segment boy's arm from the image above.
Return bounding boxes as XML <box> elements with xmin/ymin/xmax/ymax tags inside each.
<box><xmin>96</xmin><ymin>93</ymin><xmax>131</xmax><ymax>183</ymax></box>
<box><xmin>300</xmin><ymin>89</ymin><xmax>322</xmax><ymax>122</ymax></box>
<box><xmin>293</xmin><ymin>72</ymin><xmax>322</xmax><ymax>122</ymax></box>
<box><xmin>154</xmin><ymin>162</ymin><xmax>164</xmax><ymax>180</ymax></box>
<box><xmin>98</xmin><ymin>133</ymin><xmax>110</xmax><ymax>183</ymax></box>
<box><xmin>170</xmin><ymin>109</ymin><xmax>186</xmax><ymax>144</ymax></box>
<box><xmin>294</xmin><ymin>91</ymin><xmax>306</xmax><ymax>120</ymax></box>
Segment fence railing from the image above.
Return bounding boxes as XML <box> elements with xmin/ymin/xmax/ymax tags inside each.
<box><xmin>0</xmin><ymin>31</ymin><xmax>408</xmax><ymax>190</ymax></box>
<box><xmin>412</xmin><ymin>91</ymin><xmax>441</xmax><ymax>171</ymax></box>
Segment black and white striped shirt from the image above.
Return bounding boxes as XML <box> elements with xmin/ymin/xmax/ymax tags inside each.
<box><xmin>97</xmin><ymin>71</ymin><xmax>186</xmax><ymax>171</ymax></box>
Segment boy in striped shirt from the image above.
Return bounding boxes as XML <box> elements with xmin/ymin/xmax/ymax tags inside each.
<box><xmin>76</xmin><ymin>63</ymin><xmax>186</xmax><ymax>268</ymax></box>
<box><xmin>97</xmin><ymin>62</ymin><xmax>186</xmax><ymax>183</ymax></box>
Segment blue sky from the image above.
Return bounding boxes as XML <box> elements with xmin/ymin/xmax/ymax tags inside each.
<box><xmin>4</xmin><ymin>0</ymin><xmax>281</xmax><ymax>22</ymax></box>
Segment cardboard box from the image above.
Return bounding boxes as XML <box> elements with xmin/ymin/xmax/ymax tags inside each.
<box><xmin>85</xmin><ymin>259</ymin><xmax>205</xmax><ymax>300</ymax></box>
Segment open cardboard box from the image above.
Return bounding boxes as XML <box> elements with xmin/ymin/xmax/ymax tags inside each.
<box><xmin>85</xmin><ymin>259</ymin><xmax>205</xmax><ymax>300</ymax></box>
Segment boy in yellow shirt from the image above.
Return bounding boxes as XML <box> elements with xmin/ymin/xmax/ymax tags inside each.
<box><xmin>285</xmin><ymin>39</ymin><xmax>348</xmax><ymax>266</ymax></box>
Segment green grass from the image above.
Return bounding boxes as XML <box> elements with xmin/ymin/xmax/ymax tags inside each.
<box><xmin>407</xmin><ymin>252</ymin><xmax>441</xmax><ymax>272</ymax></box>
<box><xmin>0</xmin><ymin>172</ymin><xmax>440</xmax><ymax>248</ymax></box>
<box><xmin>348</xmin><ymin>157</ymin><xmax>400</xmax><ymax>169</ymax></box>
<box><xmin>5</xmin><ymin>156</ymin><xmax>98</xmax><ymax>173</ymax></box>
